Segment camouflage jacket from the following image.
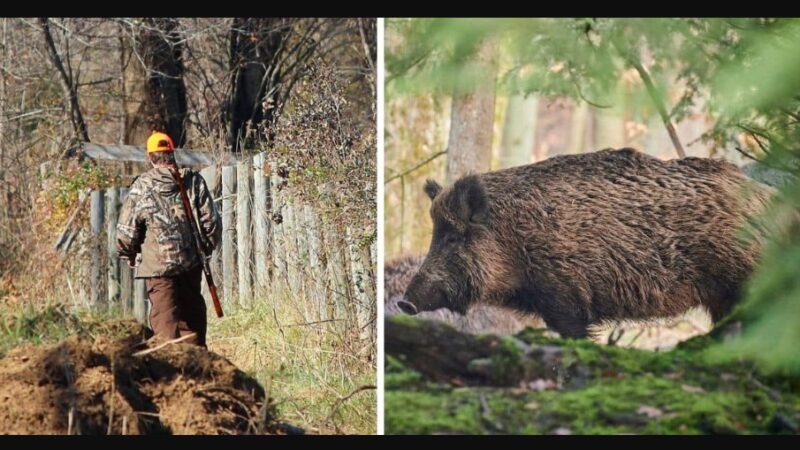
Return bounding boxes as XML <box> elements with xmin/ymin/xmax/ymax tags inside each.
<box><xmin>116</xmin><ymin>167</ymin><xmax>221</xmax><ymax>278</ymax></box>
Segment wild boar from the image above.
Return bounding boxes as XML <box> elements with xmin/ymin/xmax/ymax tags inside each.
<box><xmin>399</xmin><ymin>148</ymin><xmax>774</xmax><ymax>338</ymax></box>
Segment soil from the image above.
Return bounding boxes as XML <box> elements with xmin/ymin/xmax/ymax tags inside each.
<box><xmin>0</xmin><ymin>320</ymin><xmax>292</xmax><ymax>435</ymax></box>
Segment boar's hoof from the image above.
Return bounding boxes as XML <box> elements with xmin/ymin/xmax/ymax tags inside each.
<box><xmin>397</xmin><ymin>300</ymin><xmax>418</xmax><ymax>315</ymax></box>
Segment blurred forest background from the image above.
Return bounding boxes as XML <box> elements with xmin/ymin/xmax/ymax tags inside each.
<box><xmin>385</xmin><ymin>18</ymin><xmax>800</xmax><ymax>367</ymax></box>
<box><xmin>0</xmin><ymin>18</ymin><xmax>376</xmax><ymax>434</ymax></box>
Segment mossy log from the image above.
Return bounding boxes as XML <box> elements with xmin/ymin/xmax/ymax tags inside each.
<box><xmin>386</xmin><ymin>315</ymin><xmax>565</xmax><ymax>386</ymax></box>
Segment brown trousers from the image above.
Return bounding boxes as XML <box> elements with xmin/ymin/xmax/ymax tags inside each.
<box><xmin>145</xmin><ymin>266</ymin><xmax>207</xmax><ymax>347</ymax></box>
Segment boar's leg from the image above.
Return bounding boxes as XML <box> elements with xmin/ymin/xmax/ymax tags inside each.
<box><xmin>539</xmin><ymin>312</ymin><xmax>590</xmax><ymax>339</ymax></box>
<box><xmin>706</xmin><ymin>294</ymin><xmax>737</xmax><ymax>324</ymax></box>
<box><xmin>524</xmin><ymin>287</ymin><xmax>591</xmax><ymax>339</ymax></box>
<box><xmin>697</xmin><ymin>281</ymin><xmax>740</xmax><ymax>324</ymax></box>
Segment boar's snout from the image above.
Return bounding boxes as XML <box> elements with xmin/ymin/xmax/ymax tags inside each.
<box><xmin>397</xmin><ymin>299</ymin><xmax>418</xmax><ymax>315</ymax></box>
<box><xmin>402</xmin><ymin>281</ymin><xmax>449</xmax><ymax>315</ymax></box>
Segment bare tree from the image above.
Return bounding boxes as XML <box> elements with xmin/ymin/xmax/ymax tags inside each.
<box><xmin>39</xmin><ymin>18</ymin><xmax>90</xmax><ymax>144</ymax></box>
<box><xmin>226</xmin><ymin>17</ymin><xmax>293</xmax><ymax>152</ymax></box>
<box><xmin>136</xmin><ymin>18</ymin><xmax>188</xmax><ymax>146</ymax></box>
<box><xmin>225</xmin><ymin>18</ymin><xmax>370</xmax><ymax>153</ymax></box>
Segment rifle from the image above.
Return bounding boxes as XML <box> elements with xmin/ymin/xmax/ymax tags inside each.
<box><xmin>168</xmin><ymin>165</ymin><xmax>224</xmax><ymax>318</ymax></box>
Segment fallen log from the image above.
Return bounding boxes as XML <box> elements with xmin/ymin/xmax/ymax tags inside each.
<box><xmin>386</xmin><ymin>315</ymin><xmax>566</xmax><ymax>386</ymax></box>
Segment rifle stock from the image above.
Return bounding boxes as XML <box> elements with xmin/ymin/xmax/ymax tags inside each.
<box><xmin>169</xmin><ymin>165</ymin><xmax>224</xmax><ymax>318</ymax></box>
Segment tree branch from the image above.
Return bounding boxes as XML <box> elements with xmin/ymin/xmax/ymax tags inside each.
<box><xmin>628</xmin><ymin>58</ymin><xmax>686</xmax><ymax>158</ymax></box>
<box><xmin>611</xmin><ymin>38</ymin><xmax>685</xmax><ymax>158</ymax></box>
<box><xmin>39</xmin><ymin>17</ymin><xmax>90</xmax><ymax>143</ymax></box>
<box><xmin>385</xmin><ymin>150</ymin><xmax>448</xmax><ymax>184</ymax></box>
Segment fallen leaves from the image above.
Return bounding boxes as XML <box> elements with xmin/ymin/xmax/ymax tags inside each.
<box><xmin>524</xmin><ymin>401</ymin><xmax>540</xmax><ymax>411</ymax></box>
<box><xmin>527</xmin><ymin>379</ymin><xmax>560</xmax><ymax>391</ymax></box>
<box><xmin>681</xmin><ymin>384</ymin><xmax>706</xmax><ymax>394</ymax></box>
<box><xmin>637</xmin><ymin>405</ymin><xmax>664</xmax><ymax>418</ymax></box>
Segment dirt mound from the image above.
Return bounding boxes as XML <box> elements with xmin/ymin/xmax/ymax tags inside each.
<box><xmin>0</xmin><ymin>321</ymin><xmax>288</xmax><ymax>435</ymax></box>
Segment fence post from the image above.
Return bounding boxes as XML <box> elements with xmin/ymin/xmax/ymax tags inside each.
<box><xmin>90</xmin><ymin>189</ymin><xmax>106</xmax><ymax>309</ymax></box>
<box><xmin>199</xmin><ymin>166</ymin><xmax>218</xmax><ymax>302</ymax></box>
<box><xmin>370</xmin><ymin>240</ymin><xmax>377</xmax><ymax>283</ymax></box>
<box><xmin>270</xmin><ymin>160</ymin><xmax>287</xmax><ymax>289</ymax></box>
<box><xmin>283</xmin><ymin>201</ymin><xmax>304</xmax><ymax>317</ymax></box>
<box><xmin>106</xmin><ymin>187</ymin><xmax>121</xmax><ymax>307</ymax></box>
<box><xmin>222</xmin><ymin>165</ymin><xmax>237</xmax><ymax>309</ymax></box>
<box><xmin>120</xmin><ymin>263</ymin><xmax>133</xmax><ymax>316</ymax></box>
<box><xmin>294</xmin><ymin>202</ymin><xmax>310</xmax><ymax>318</ymax></box>
<box><xmin>368</xmin><ymin>236</ymin><xmax>377</xmax><ymax>305</ymax></box>
<box><xmin>134</xmin><ymin>279</ymin><xmax>148</xmax><ymax>324</ymax></box>
<box><xmin>362</xmin><ymin>233</ymin><xmax>377</xmax><ymax>353</ymax></box>
<box><xmin>347</xmin><ymin>226</ymin><xmax>374</xmax><ymax>348</ymax></box>
<box><xmin>304</xmin><ymin>204</ymin><xmax>327</xmax><ymax>322</ymax></box>
<box><xmin>321</xmin><ymin>214</ymin><xmax>350</xmax><ymax>333</ymax></box>
<box><xmin>119</xmin><ymin>188</ymin><xmax>133</xmax><ymax>315</ymax></box>
<box><xmin>253</xmin><ymin>152</ymin><xmax>270</xmax><ymax>295</ymax></box>
<box><xmin>237</xmin><ymin>160</ymin><xmax>252</xmax><ymax>307</ymax></box>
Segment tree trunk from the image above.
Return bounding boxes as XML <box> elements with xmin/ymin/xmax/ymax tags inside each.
<box><xmin>595</xmin><ymin>107</ymin><xmax>626</xmax><ymax>150</ymax></box>
<box><xmin>446</xmin><ymin>42</ymin><xmax>497</xmax><ymax>183</ymax></box>
<box><xmin>567</xmin><ymin>102</ymin><xmax>589</xmax><ymax>154</ymax></box>
<box><xmin>0</xmin><ymin>18</ymin><xmax>7</xmax><ymax>221</ymax></box>
<box><xmin>117</xmin><ymin>25</ymin><xmax>129</xmax><ymax>145</ymax></box>
<box><xmin>226</xmin><ymin>18</ymin><xmax>290</xmax><ymax>153</ymax></box>
<box><xmin>357</xmin><ymin>18</ymin><xmax>377</xmax><ymax>102</ymax></box>
<box><xmin>498</xmin><ymin>95</ymin><xmax>538</xmax><ymax>168</ymax></box>
<box><xmin>138</xmin><ymin>18</ymin><xmax>187</xmax><ymax>147</ymax></box>
<box><xmin>40</xmin><ymin>18</ymin><xmax>90</xmax><ymax>144</ymax></box>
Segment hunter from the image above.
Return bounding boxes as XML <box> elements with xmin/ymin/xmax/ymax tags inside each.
<box><xmin>116</xmin><ymin>131</ymin><xmax>221</xmax><ymax>347</ymax></box>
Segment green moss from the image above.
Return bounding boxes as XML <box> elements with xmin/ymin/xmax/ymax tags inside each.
<box><xmin>388</xmin><ymin>313</ymin><xmax>427</xmax><ymax>328</ymax></box>
<box><xmin>385</xmin><ymin>318</ymin><xmax>800</xmax><ymax>434</ymax></box>
<box><xmin>385</xmin><ymin>390</ymin><xmax>484</xmax><ymax>434</ymax></box>
<box><xmin>386</xmin><ymin>356</ymin><xmax>424</xmax><ymax>389</ymax></box>
<box><xmin>477</xmin><ymin>335</ymin><xmax>525</xmax><ymax>384</ymax></box>
<box><xmin>515</xmin><ymin>327</ymin><xmax>562</xmax><ymax>346</ymax></box>
<box><xmin>386</xmin><ymin>368</ymin><xmax>796</xmax><ymax>434</ymax></box>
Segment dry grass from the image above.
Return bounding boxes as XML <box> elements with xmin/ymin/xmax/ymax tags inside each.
<box><xmin>207</xmin><ymin>289</ymin><xmax>376</xmax><ymax>435</ymax></box>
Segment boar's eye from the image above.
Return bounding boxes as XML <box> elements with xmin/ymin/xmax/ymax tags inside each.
<box><xmin>442</xmin><ymin>233</ymin><xmax>461</xmax><ymax>245</ymax></box>
<box><xmin>433</xmin><ymin>221</ymin><xmax>463</xmax><ymax>246</ymax></box>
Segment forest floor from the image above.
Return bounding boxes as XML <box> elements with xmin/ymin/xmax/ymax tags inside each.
<box><xmin>385</xmin><ymin>314</ymin><xmax>800</xmax><ymax>435</ymax></box>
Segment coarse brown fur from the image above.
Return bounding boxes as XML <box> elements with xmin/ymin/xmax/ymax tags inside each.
<box><xmin>403</xmin><ymin>148</ymin><xmax>775</xmax><ymax>339</ymax></box>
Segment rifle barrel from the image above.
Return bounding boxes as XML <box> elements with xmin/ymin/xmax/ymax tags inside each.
<box><xmin>170</xmin><ymin>166</ymin><xmax>224</xmax><ymax>318</ymax></box>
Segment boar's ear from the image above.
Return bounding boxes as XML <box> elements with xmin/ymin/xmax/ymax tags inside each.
<box><xmin>424</xmin><ymin>179</ymin><xmax>443</xmax><ymax>200</ymax></box>
<box><xmin>452</xmin><ymin>175</ymin><xmax>489</xmax><ymax>225</ymax></box>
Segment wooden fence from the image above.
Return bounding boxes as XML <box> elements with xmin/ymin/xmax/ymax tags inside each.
<box><xmin>89</xmin><ymin>151</ymin><xmax>376</xmax><ymax>350</ymax></box>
